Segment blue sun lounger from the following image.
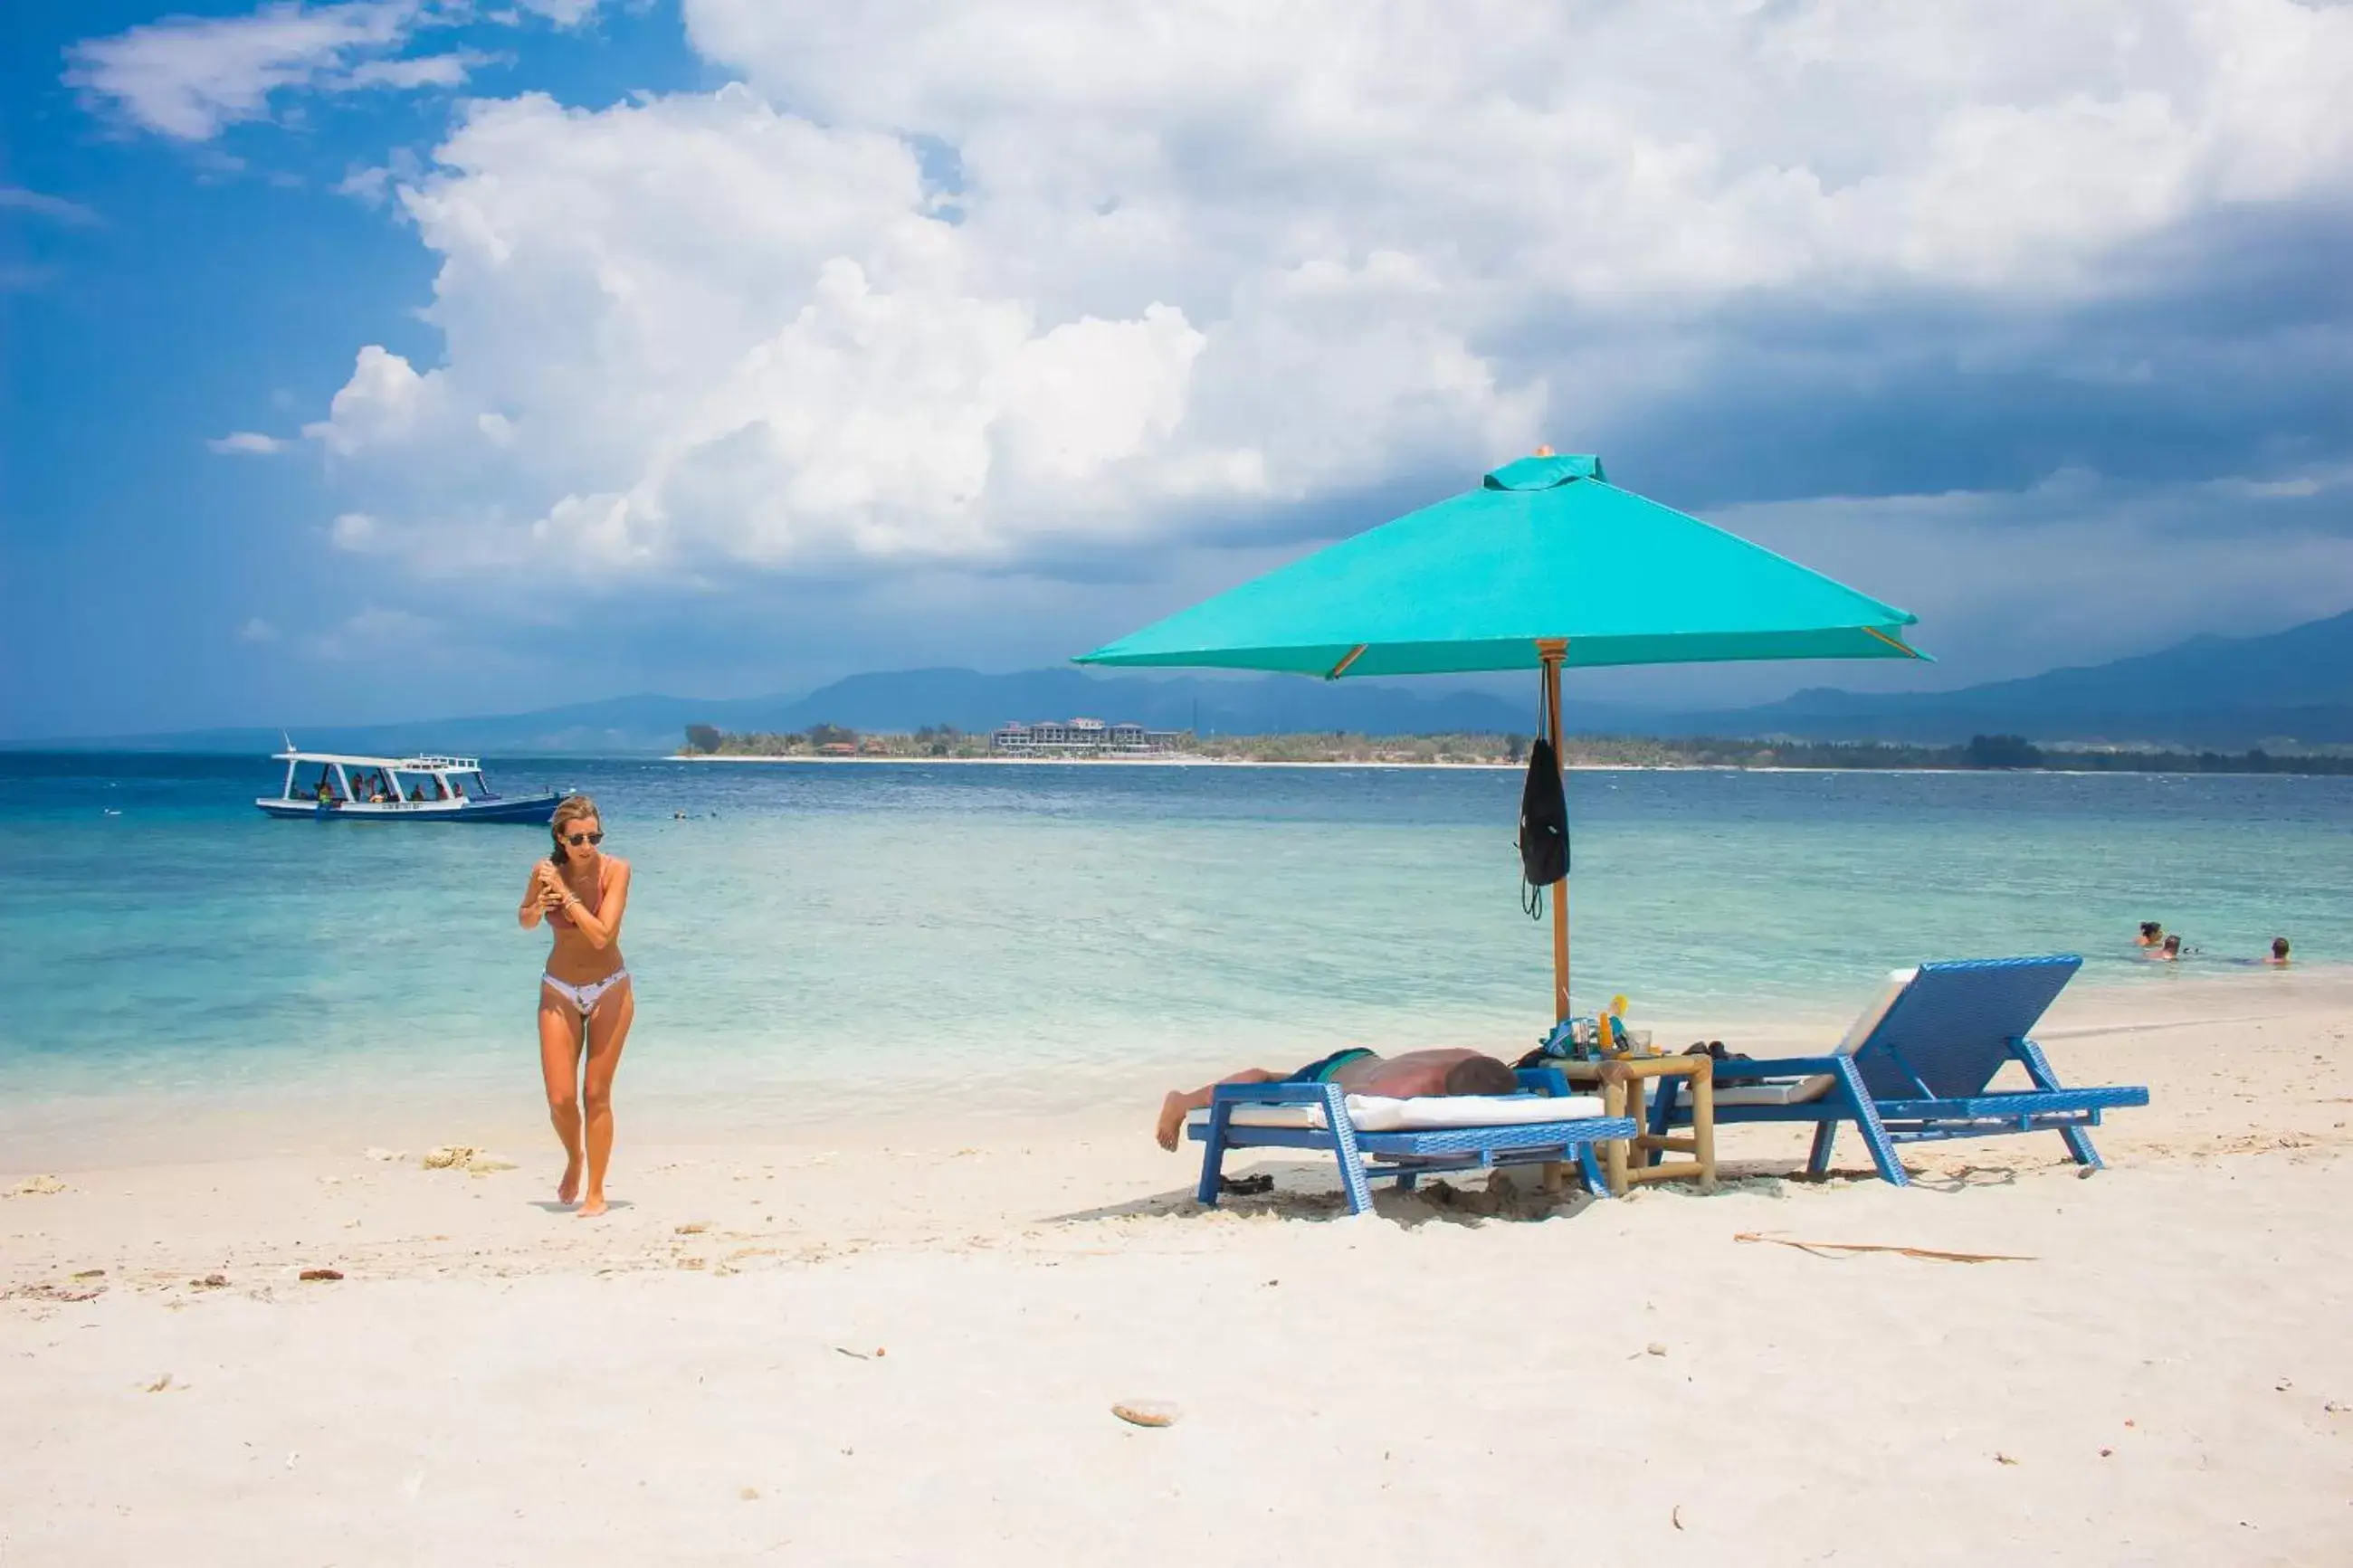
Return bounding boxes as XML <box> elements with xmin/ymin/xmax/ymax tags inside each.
<box><xmin>1646</xmin><ymin>955</ymin><xmax>2148</xmax><ymax>1186</ymax></box>
<box><xmin>1189</xmin><ymin>1067</ymin><xmax>1640</xmax><ymax>1217</ymax></box>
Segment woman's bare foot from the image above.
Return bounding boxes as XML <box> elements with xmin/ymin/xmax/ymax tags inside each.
<box><xmin>577</xmin><ymin>1192</ymin><xmax>608</xmax><ymax>1218</ymax></box>
<box><xmin>557</xmin><ymin>1159</ymin><xmax>583</xmax><ymax>1206</ymax></box>
<box><xmin>1156</xmin><ymin>1092</ymin><xmax>1190</xmax><ymax>1152</ymax></box>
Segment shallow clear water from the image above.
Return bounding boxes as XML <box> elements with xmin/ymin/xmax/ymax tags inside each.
<box><xmin>2</xmin><ymin>754</ymin><xmax>2344</xmax><ymax>1126</ymax></box>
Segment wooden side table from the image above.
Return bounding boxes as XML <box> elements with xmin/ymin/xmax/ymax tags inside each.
<box><xmin>1558</xmin><ymin>1055</ymin><xmax>1716</xmax><ymax>1193</ymax></box>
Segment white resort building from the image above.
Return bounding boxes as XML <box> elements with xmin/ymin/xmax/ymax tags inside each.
<box><xmin>991</xmin><ymin>717</ymin><xmax>1181</xmax><ymax>755</ymax></box>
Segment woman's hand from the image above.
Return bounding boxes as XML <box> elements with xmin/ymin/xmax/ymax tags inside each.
<box><xmin>519</xmin><ymin>862</ymin><xmax>557</xmax><ymax>928</ymax></box>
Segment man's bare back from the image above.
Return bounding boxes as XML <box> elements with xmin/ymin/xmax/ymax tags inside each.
<box><xmin>1324</xmin><ymin>1048</ymin><xmax>1485</xmax><ymax>1098</ymax></box>
<box><xmin>1153</xmin><ymin>1047</ymin><xmax>1511</xmax><ymax>1151</ymax></box>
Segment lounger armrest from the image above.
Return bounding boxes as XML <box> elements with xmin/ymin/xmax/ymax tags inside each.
<box><xmin>1705</xmin><ymin>1054</ymin><xmax>1848</xmax><ymax>1083</ymax></box>
<box><xmin>1516</xmin><ymin>1066</ymin><xmax>1573</xmax><ymax>1098</ymax></box>
<box><xmin>1208</xmin><ymin>1081</ymin><xmax>1338</xmax><ymax>1107</ymax></box>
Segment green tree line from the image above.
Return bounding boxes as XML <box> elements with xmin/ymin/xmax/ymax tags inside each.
<box><xmin>677</xmin><ymin>725</ymin><xmax>2352</xmax><ymax>774</ymax></box>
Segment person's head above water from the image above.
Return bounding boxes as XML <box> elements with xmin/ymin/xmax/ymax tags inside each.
<box><xmin>1441</xmin><ymin>1055</ymin><xmax>1519</xmax><ymax>1097</ymax></box>
<box><xmin>2272</xmin><ymin>936</ymin><xmax>2291</xmax><ymax>962</ymax></box>
<box><xmin>2161</xmin><ymin>935</ymin><xmax>2182</xmax><ymax>957</ymax></box>
<box><xmin>2138</xmin><ymin>921</ymin><xmax>2163</xmax><ymax>945</ymax></box>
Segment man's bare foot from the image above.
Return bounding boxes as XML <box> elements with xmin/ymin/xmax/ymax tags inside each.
<box><xmin>557</xmin><ymin>1160</ymin><xmax>583</xmax><ymax>1206</ymax></box>
<box><xmin>1156</xmin><ymin>1093</ymin><xmax>1190</xmax><ymax>1152</ymax></box>
<box><xmin>577</xmin><ymin>1192</ymin><xmax>608</xmax><ymax>1218</ymax></box>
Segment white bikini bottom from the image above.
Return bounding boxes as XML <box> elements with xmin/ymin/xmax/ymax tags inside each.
<box><xmin>541</xmin><ymin>969</ymin><xmax>631</xmax><ymax>1016</ymax></box>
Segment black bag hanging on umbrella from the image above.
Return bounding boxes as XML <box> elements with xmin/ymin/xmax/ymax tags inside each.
<box><xmin>1519</xmin><ymin>735</ymin><xmax>1568</xmax><ymax>916</ymax></box>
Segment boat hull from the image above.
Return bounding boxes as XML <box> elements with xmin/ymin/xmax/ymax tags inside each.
<box><xmin>255</xmin><ymin>793</ymin><xmax>560</xmax><ymax>824</ymax></box>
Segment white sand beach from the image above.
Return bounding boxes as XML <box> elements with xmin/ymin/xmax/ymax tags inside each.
<box><xmin>5</xmin><ymin>969</ymin><xmax>2349</xmax><ymax>1565</ymax></box>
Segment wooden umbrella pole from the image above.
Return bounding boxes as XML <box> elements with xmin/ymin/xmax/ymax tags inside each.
<box><xmin>1539</xmin><ymin>642</ymin><xmax>1570</xmax><ymax>1022</ymax></box>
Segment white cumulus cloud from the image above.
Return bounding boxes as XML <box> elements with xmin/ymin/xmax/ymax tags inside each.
<box><xmin>209</xmin><ymin>431</ymin><xmax>287</xmax><ymax>455</ymax></box>
<box><xmin>65</xmin><ymin>0</ymin><xmax>598</xmax><ymax>141</ymax></box>
<box><xmin>286</xmin><ymin>0</ymin><xmax>2353</xmax><ymax>597</ymax></box>
<box><xmin>307</xmin><ymin>345</ymin><xmax>430</xmax><ymax>455</ymax></box>
<box><xmin>68</xmin><ymin>1</ymin><xmax>424</xmax><ymax>140</ymax></box>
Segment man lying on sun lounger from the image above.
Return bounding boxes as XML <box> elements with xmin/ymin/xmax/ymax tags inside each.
<box><xmin>1155</xmin><ymin>1048</ymin><xmax>1519</xmax><ymax>1151</ymax></box>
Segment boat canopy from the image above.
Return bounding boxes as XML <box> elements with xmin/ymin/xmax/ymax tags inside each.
<box><xmin>272</xmin><ymin>749</ymin><xmax>485</xmax><ymax>771</ymax></box>
<box><xmin>272</xmin><ymin>749</ymin><xmax>498</xmax><ymax>803</ymax></box>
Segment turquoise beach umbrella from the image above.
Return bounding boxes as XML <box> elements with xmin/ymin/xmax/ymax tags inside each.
<box><xmin>1076</xmin><ymin>451</ymin><xmax>1927</xmax><ymax>1020</ymax></box>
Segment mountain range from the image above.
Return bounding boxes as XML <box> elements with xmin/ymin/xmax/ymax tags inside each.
<box><xmin>1665</xmin><ymin>607</ymin><xmax>2353</xmax><ymax>747</ymax></box>
<box><xmin>19</xmin><ymin>608</ymin><xmax>2352</xmax><ymax>755</ymax></box>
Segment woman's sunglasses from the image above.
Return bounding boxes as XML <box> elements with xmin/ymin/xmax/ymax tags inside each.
<box><xmin>564</xmin><ymin>831</ymin><xmax>604</xmax><ymax>847</ymax></box>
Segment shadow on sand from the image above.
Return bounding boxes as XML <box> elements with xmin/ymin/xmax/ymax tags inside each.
<box><xmin>1040</xmin><ymin>1162</ymin><xmax>1613</xmax><ymax>1228</ymax></box>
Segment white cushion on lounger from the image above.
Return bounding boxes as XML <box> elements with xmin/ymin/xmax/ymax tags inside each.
<box><xmin>1712</xmin><ymin>967</ymin><xmax>1919</xmax><ymax>1107</ymax></box>
<box><xmin>1346</xmin><ymin>1092</ymin><xmax>1610</xmax><ymax>1131</ymax></box>
<box><xmin>1198</xmin><ymin>1102</ymin><xmax>1319</xmax><ymax>1130</ymax></box>
<box><xmin>1193</xmin><ymin>1093</ymin><xmax>1611</xmax><ymax>1133</ymax></box>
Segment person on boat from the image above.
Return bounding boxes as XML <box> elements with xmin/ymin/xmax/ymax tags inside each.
<box><xmin>314</xmin><ymin>774</ymin><xmax>335</xmax><ymax>803</ymax></box>
<box><xmin>1155</xmin><ymin>1048</ymin><xmax>1519</xmax><ymax>1152</ymax></box>
<box><xmin>408</xmin><ymin>784</ymin><xmax>426</xmax><ymax>802</ymax></box>
<box><xmin>2264</xmin><ymin>936</ymin><xmax>2291</xmax><ymax>966</ymax></box>
<box><xmin>2135</xmin><ymin>921</ymin><xmax>2164</xmax><ymax>947</ymax></box>
<box><xmin>519</xmin><ymin>794</ymin><xmax>634</xmax><ymax>1216</ymax></box>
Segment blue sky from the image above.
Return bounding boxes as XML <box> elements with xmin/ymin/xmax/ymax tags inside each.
<box><xmin>5</xmin><ymin>0</ymin><xmax>2350</xmax><ymax>739</ymax></box>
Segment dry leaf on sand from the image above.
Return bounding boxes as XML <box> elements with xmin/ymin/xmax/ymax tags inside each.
<box><xmin>1112</xmin><ymin>1400</ymin><xmax>1181</xmax><ymax>1428</ymax></box>
<box><xmin>1736</xmin><ymin>1231</ymin><xmax>2034</xmax><ymax>1264</ymax></box>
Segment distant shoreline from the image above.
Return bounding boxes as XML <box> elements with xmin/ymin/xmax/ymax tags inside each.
<box><xmin>668</xmin><ymin>752</ymin><xmax>1525</xmax><ymax>770</ymax></box>
<box><xmin>662</xmin><ymin>753</ymin><xmax>2339</xmax><ymax>777</ymax></box>
<box><xmin>673</xmin><ymin>727</ymin><xmax>2350</xmax><ymax>775</ymax></box>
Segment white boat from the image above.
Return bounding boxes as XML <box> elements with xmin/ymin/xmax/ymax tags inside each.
<box><xmin>255</xmin><ymin>744</ymin><xmax>560</xmax><ymax>823</ymax></box>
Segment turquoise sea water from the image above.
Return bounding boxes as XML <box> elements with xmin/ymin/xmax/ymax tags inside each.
<box><xmin>2</xmin><ymin>754</ymin><xmax>2346</xmax><ymax>1133</ymax></box>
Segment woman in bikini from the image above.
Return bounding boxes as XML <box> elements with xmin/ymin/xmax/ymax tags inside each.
<box><xmin>518</xmin><ymin>794</ymin><xmax>634</xmax><ymax>1215</ymax></box>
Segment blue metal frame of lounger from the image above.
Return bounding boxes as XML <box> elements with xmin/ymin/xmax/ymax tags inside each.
<box><xmin>1644</xmin><ymin>957</ymin><xmax>2150</xmax><ymax>1186</ymax></box>
<box><xmin>1190</xmin><ymin>1067</ymin><xmax>1640</xmax><ymax>1217</ymax></box>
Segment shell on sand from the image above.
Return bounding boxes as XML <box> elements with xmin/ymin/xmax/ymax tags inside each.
<box><xmin>1112</xmin><ymin>1400</ymin><xmax>1181</xmax><ymax>1428</ymax></box>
